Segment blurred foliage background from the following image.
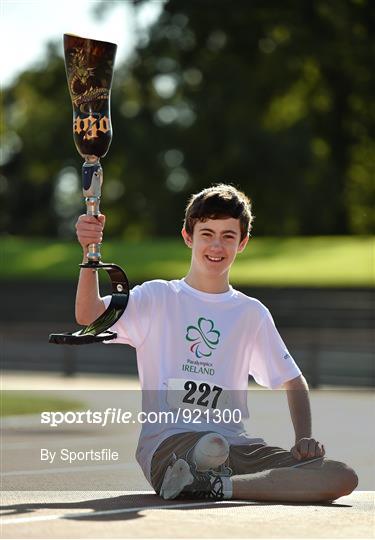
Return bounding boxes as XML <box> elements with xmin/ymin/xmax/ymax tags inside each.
<box><xmin>1</xmin><ymin>0</ymin><xmax>374</xmax><ymax>240</ymax></box>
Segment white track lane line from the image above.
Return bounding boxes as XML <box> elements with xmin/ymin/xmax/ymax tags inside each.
<box><xmin>3</xmin><ymin>434</ymin><xmax>126</xmax><ymax>450</ymax></box>
<box><xmin>1</xmin><ymin>463</ymin><xmax>134</xmax><ymax>476</ymax></box>
<box><xmin>1</xmin><ymin>457</ymin><xmax>325</xmax><ymax>477</ymax></box>
<box><xmin>1</xmin><ymin>500</ymin><xmax>252</xmax><ymax>525</ymax></box>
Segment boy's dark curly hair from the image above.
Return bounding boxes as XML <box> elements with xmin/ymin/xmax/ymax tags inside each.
<box><xmin>184</xmin><ymin>184</ymin><xmax>254</xmax><ymax>241</ymax></box>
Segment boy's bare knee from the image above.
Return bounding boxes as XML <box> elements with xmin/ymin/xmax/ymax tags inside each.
<box><xmin>322</xmin><ymin>461</ymin><xmax>358</xmax><ymax>499</ymax></box>
<box><xmin>338</xmin><ymin>466</ymin><xmax>358</xmax><ymax>495</ymax></box>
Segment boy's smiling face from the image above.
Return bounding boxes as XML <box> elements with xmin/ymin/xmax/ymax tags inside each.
<box><xmin>182</xmin><ymin>217</ymin><xmax>248</xmax><ymax>278</ymax></box>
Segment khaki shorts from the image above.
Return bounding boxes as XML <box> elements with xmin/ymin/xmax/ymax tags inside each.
<box><xmin>150</xmin><ymin>431</ymin><xmax>323</xmax><ymax>494</ymax></box>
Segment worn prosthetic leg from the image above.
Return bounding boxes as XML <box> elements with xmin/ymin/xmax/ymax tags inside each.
<box><xmin>160</xmin><ymin>433</ymin><xmax>232</xmax><ymax>500</ymax></box>
<box><xmin>49</xmin><ymin>34</ymin><xmax>129</xmax><ymax>345</ymax></box>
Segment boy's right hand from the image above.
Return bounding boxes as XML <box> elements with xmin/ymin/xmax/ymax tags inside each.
<box><xmin>75</xmin><ymin>214</ymin><xmax>106</xmax><ymax>252</ymax></box>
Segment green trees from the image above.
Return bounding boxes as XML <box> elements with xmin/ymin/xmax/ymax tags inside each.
<box><xmin>1</xmin><ymin>0</ymin><xmax>374</xmax><ymax>237</ymax></box>
<box><xmin>1</xmin><ymin>43</ymin><xmax>73</xmax><ymax>236</ymax></box>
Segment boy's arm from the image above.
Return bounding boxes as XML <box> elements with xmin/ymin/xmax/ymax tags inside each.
<box><xmin>283</xmin><ymin>375</ymin><xmax>311</xmax><ymax>441</ymax></box>
<box><xmin>283</xmin><ymin>375</ymin><xmax>325</xmax><ymax>460</ymax></box>
<box><xmin>75</xmin><ymin>214</ymin><xmax>106</xmax><ymax>325</ymax></box>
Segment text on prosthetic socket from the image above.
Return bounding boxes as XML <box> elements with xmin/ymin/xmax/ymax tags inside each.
<box><xmin>40</xmin><ymin>407</ymin><xmax>242</xmax><ymax>428</ymax></box>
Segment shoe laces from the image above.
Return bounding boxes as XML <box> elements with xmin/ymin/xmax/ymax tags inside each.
<box><xmin>182</xmin><ymin>466</ymin><xmax>225</xmax><ymax>500</ymax></box>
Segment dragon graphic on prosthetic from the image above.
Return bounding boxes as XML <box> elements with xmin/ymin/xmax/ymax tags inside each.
<box><xmin>68</xmin><ymin>48</ymin><xmax>109</xmax><ymax>112</ymax></box>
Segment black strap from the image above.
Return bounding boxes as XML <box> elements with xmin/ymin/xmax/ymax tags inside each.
<box><xmin>49</xmin><ymin>262</ymin><xmax>129</xmax><ymax>345</ymax></box>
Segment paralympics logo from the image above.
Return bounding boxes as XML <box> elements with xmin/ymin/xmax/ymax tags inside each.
<box><xmin>186</xmin><ymin>317</ymin><xmax>220</xmax><ymax>358</ymax></box>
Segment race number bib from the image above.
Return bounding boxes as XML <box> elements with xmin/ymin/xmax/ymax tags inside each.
<box><xmin>166</xmin><ymin>378</ymin><xmax>232</xmax><ymax>412</ymax></box>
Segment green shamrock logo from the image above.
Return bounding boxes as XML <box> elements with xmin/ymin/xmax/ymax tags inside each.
<box><xmin>186</xmin><ymin>317</ymin><xmax>220</xmax><ymax>358</ymax></box>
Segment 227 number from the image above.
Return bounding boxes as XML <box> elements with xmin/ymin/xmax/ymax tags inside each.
<box><xmin>182</xmin><ymin>380</ymin><xmax>223</xmax><ymax>409</ymax></box>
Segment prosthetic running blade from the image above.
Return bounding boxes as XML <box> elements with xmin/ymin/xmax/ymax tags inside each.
<box><xmin>49</xmin><ymin>262</ymin><xmax>129</xmax><ymax>345</ymax></box>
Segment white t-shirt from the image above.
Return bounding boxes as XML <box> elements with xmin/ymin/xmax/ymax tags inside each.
<box><xmin>103</xmin><ymin>279</ymin><xmax>301</xmax><ymax>484</ymax></box>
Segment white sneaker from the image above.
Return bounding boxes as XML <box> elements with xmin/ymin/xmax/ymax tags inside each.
<box><xmin>160</xmin><ymin>457</ymin><xmax>228</xmax><ymax>500</ymax></box>
<box><xmin>160</xmin><ymin>458</ymin><xmax>194</xmax><ymax>500</ymax></box>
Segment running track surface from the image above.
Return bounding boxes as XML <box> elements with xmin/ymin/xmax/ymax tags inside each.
<box><xmin>1</xmin><ymin>373</ymin><xmax>374</xmax><ymax>539</ymax></box>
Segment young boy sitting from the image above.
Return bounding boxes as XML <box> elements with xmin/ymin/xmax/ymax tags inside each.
<box><xmin>75</xmin><ymin>183</ymin><xmax>358</xmax><ymax>502</ymax></box>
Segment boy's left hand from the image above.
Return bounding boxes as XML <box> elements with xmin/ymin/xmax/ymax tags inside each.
<box><xmin>291</xmin><ymin>438</ymin><xmax>325</xmax><ymax>460</ymax></box>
